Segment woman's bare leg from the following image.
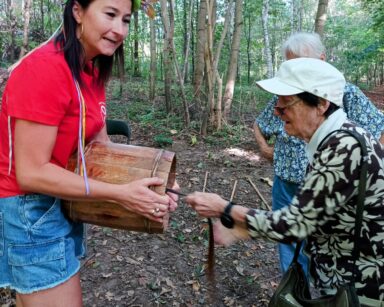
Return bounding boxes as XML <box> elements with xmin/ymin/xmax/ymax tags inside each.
<box><xmin>16</xmin><ymin>293</ymin><xmax>23</xmax><ymax>307</ymax></box>
<box><xmin>16</xmin><ymin>273</ymin><xmax>82</xmax><ymax>307</ymax></box>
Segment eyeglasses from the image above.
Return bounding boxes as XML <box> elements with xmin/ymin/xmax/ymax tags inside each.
<box><xmin>274</xmin><ymin>98</ymin><xmax>301</xmax><ymax>116</ymax></box>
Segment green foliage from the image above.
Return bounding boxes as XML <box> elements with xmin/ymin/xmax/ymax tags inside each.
<box><xmin>193</xmin><ymin>264</ymin><xmax>205</xmax><ymax>278</ymax></box>
<box><xmin>153</xmin><ymin>134</ymin><xmax>173</xmax><ymax>147</ymax></box>
<box><xmin>361</xmin><ymin>0</ymin><xmax>384</xmax><ymax>34</ymax></box>
<box><xmin>4</xmin><ymin>0</ymin><xmax>381</xmax><ymax>142</ymax></box>
<box><xmin>176</xmin><ymin>233</ymin><xmax>185</xmax><ymax>243</ymax></box>
<box><xmin>203</xmin><ymin>123</ymin><xmax>248</xmax><ymax>147</ymax></box>
<box><xmin>325</xmin><ymin>1</ymin><xmax>383</xmax><ymax>87</ymax></box>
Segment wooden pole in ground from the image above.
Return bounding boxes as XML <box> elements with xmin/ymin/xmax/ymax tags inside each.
<box><xmin>247</xmin><ymin>177</ymin><xmax>271</xmax><ymax>210</ymax></box>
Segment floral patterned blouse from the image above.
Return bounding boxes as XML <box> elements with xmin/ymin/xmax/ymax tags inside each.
<box><xmin>246</xmin><ymin>122</ymin><xmax>384</xmax><ymax>301</ymax></box>
<box><xmin>255</xmin><ymin>83</ymin><xmax>384</xmax><ymax>184</ymax></box>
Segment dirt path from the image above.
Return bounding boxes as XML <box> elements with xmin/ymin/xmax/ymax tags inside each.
<box><xmin>364</xmin><ymin>84</ymin><xmax>384</xmax><ymax>109</ymax></box>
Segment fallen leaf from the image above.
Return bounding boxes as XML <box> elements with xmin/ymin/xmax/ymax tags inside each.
<box><xmin>105</xmin><ymin>291</ymin><xmax>114</xmax><ymax>301</ymax></box>
<box><xmin>260</xmin><ymin>177</ymin><xmax>273</xmax><ymax>187</ymax></box>
<box><xmin>191</xmin><ymin>135</ymin><xmax>197</xmax><ymax>145</ymax></box>
<box><xmin>126</xmin><ymin>257</ymin><xmax>140</xmax><ymax>265</ymax></box>
<box><xmin>164</xmin><ymin>277</ymin><xmax>175</xmax><ymax>288</ymax></box>
<box><xmin>223</xmin><ymin>296</ymin><xmax>236</xmax><ymax>306</ymax></box>
<box><xmin>251</xmin><ymin>272</ymin><xmax>261</xmax><ymax>280</ymax></box>
<box><xmin>192</xmin><ymin>281</ymin><xmax>200</xmax><ymax>292</ymax></box>
<box><xmin>235</xmin><ymin>264</ymin><xmax>245</xmax><ymax>276</ymax></box>
<box><xmin>160</xmin><ymin>287</ymin><xmax>171</xmax><ymax>295</ymax></box>
<box><xmin>107</xmin><ymin>247</ymin><xmax>118</xmax><ymax>255</ymax></box>
<box><xmin>138</xmin><ymin>277</ymin><xmax>147</xmax><ymax>286</ymax></box>
<box><xmin>102</xmin><ymin>272</ymin><xmax>112</xmax><ymax>278</ymax></box>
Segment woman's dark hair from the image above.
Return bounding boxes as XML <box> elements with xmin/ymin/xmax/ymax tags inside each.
<box><xmin>55</xmin><ymin>0</ymin><xmax>126</xmax><ymax>87</ymax></box>
<box><xmin>297</xmin><ymin>92</ymin><xmax>340</xmax><ymax>118</ymax></box>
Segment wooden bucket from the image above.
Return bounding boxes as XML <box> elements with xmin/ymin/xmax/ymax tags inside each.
<box><xmin>62</xmin><ymin>142</ymin><xmax>176</xmax><ymax>233</ymax></box>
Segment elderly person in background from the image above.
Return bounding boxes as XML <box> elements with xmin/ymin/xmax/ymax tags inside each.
<box><xmin>253</xmin><ymin>32</ymin><xmax>384</xmax><ymax>276</ymax></box>
<box><xmin>186</xmin><ymin>58</ymin><xmax>384</xmax><ymax>306</ymax></box>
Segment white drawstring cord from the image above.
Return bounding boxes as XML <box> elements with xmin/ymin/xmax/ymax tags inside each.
<box><xmin>7</xmin><ymin>114</ymin><xmax>12</xmax><ymax>175</ymax></box>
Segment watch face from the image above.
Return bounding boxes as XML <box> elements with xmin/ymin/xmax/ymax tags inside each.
<box><xmin>220</xmin><ymin>214</ymin><xmax>234</xmax><ymax>229</ymax></box>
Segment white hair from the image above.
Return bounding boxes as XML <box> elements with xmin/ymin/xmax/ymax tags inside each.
<box><xmin>282</xmin><ymin>32</ymin><xmax>326</xmax><ymax>60</ymax></box>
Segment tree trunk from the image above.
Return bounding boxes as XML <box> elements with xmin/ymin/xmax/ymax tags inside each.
<box><xmin>298</xmin><ymin>0</ymin><xmax>303</xmax><ymax>31</ymax></box>
<box><xmin>7</xmin><ymin>0</ymin><xmax>17</xmax><ymax>63</ymax></box>
<box><xmin>205</xmin><ymin>0</ymin><xmax>215</xmax><ymax>126</ymax></box>
<box><xmin>201</xmin><ymin>0</ymin><xmax>229</xmax><ymax>133</ymax></box>
<box><xmin>223</xmin><ymin>0</ymin><xmax>243</xmax><ymax>120</ymax></box>
<box><xmin>213</xmin><ymin>0</ymin><xmax>232</xmax><ymax>129</ymax></box>
<box><xmin>133</xmin><ymin>11</ymin><xmax>140</xmax><ymax>77</ymax></box>
<box><xmin>40</xmin><ymin>0</ymin><xmax>45</xmax><ymax>39</ymax></box>
<box><xmin>170</xmin><ymin>0</ymin><xmax>190</xmax><ymax>125</ymax></box>
<box><xmin>20</xmin><ymin>0</ymin><xmax>32</xmax><ymax>58</ymax></box>
<box><xmin>181</xmin><ymin>0</ymin><xmax>194</xmax><ymax>85</ymax></box>
<box><xmin>262</xmin><ymin>0</ymin><xmax>273</xmax><ymax>78</ymax></box>
<box><xmin>193</xmin><ymin>0</ymin><xmax>207</xmax><ymax>98</ymax></box>
<box><xmin>216</xmin><ymin>74</ymin><xmax>223</xmax><ymax>131</ymax></box>
<box><xmin>290</xmin><ymin>0</ymin><xmax>295</xmax><ymax>32</ymax></box>
<box><xmin>213</xmin><ymin>0</ymin><xmax>232</xmax><ymax>80</ymax></box>
<box><xmin>149</xmin><ymin>18</ymin><xmax>157</xmax><ymax>101</ymax></box>
<box><xmin>245</xmin><ymin>1</ymin><xmax>251</xmax><ymax>84</ymax></box>
<box><xmin>160</xmin><ymin>0</ymin><xmax>190</xmax><ymax>125</ymax></box>
<box><xmin>160</xmin><ymin>0</ymin><xmax>173</xmax><ymax>112</ymax></box>
<box><xmin>314</xmin><ymin>0</ymin><xmax>329</xmax><ymax>38</ymax></box>
<box><xmin>210</xmin><ymin>0</ymin><xmax>217</xmax><ymax>31</ymax></box>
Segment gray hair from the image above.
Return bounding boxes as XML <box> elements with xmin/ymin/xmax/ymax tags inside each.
<box><xmin>282</xmin><ymin>32</ymin><xmax>326</xmax><ymax>60</ymax></box>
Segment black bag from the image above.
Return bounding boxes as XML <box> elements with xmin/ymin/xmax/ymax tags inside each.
<box><xmin>268</xmin><ymin>247</ymin><xmax>360</xmax><ymax>307</ymax></box>
<box><xmin>269</xmin><ymin>129</ymin><xmax>368</xmax><ymax>307</ymax></box>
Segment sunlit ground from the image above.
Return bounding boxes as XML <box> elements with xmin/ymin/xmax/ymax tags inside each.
<box><xmin>224</xmin><ymin>147</ymin><xmax>262</xmax><ymax>162</ymax></box>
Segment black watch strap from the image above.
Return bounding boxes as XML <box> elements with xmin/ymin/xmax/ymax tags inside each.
<box><xmin>220</xmin><ymin>201</ymin><xmax>235</xmax><ymax>228</ymax></box>
<box><xmin>224</xmin><ymin>201</ymin><xmax>234</xmax><ymax>215</ymax></box>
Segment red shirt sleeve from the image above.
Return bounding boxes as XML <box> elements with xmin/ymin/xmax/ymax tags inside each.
<box><xmin>7</xmin><ymin>49</ymin><xmax>73</xmax><ymax>126</ymax></box>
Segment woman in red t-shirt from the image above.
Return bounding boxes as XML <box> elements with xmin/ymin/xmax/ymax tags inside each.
<box><xmin>0</xmin><ymin>0</ymin><xmax>178</xmax><ymax>305</ymax></box>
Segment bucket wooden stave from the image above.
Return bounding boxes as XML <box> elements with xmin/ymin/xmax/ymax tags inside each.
<box><xmin>62</xmin><ymin>142</ymin><xmax>176</xmax><ymax>233</ymax></box>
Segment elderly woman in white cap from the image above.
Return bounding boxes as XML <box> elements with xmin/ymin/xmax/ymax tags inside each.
<box><xmin>186</xmin><ymin>58</ymin><xmax>384</xmax><ymax>305</ymax></box>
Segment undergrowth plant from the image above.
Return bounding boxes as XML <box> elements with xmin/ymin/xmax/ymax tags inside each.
<box><xmin>106</xmin><ymin>79</ymin><xmax>272</xmax><ymax>147</ymax></box>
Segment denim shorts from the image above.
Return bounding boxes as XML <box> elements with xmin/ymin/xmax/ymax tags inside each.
<box><xmin>0</xmin><ymin>194</ymin><xmax>85</xmax><ymax>294</ymax></box>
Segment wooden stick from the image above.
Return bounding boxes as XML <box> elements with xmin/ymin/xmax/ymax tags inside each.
<box><xmin>203</xmin><ymin>171</ymin><xmax>216</xmax><ymax>302</ymax></box>
<box><xmin>230</xmin><ymin>180</ymin><xmax>238</xmax><ymax>202</ymax></box>
<box><xmin>203</xmin><ymin>171</ymin><xmax>209</xmax><ymax>193</ymax></box>
<box><xmin>247</xmin><ymin>177</ymin><xmax>271</xmax><ymax>211</ymax></box>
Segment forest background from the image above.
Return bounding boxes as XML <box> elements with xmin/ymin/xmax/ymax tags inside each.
<box><xmin>1</xmin><ymin>0</ymin><xmax>383</xmax><ymax>137</ymax></box>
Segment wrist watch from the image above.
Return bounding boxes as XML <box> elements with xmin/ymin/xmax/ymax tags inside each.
<box><xmin>220</xmin><ymin>201</ymin><xmax>235</xmax><ymax>228</ymax></box>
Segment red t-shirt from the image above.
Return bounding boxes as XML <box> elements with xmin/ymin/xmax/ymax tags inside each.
<box><xmin>0</xmin><ymin>41</ymin><xmax>106</xmax><ymax>197</ymax></box>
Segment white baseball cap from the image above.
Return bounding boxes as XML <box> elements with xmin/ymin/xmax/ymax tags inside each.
<box><xmin>256</xmin><ymin>58</ymin><xmax>345</xmax><ymax>106</ymax></box>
